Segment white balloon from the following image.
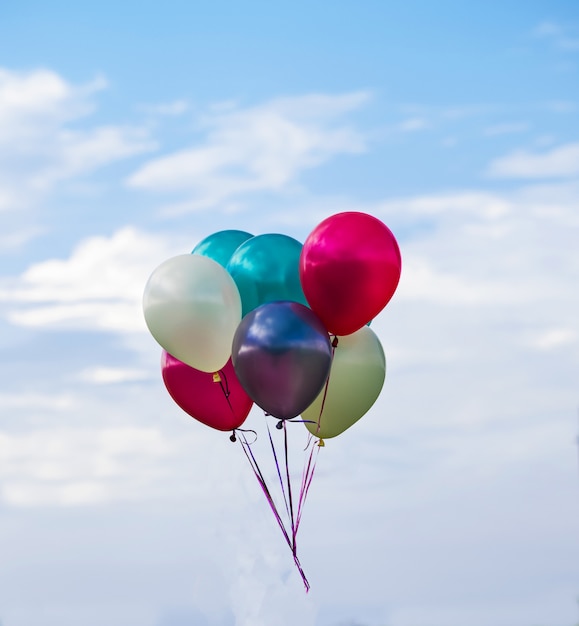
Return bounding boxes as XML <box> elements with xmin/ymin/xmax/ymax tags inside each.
<box><xmin>143</xmin><ymin>254</ymin><xmax>242</xmax><ymax>372</ymax></box>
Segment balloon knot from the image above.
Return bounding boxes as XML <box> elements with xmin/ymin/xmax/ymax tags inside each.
<box><xmin>212</xmin><ymin>372</ymin><xmax>222</xmax><ymax>383</ymax></box>
<box><xmin>276</xmin><ymin>420</ymin><xmax>284</xmax><ymax>430</ymax></box>
<box><xmin>331</xmin><ymin>336</ymin><xmax>339</xmax><ymax>348</ymax></box>
<box><xmin>229</xmin><ymin>432</ymin><xmax>237</xmax><ymax>443</ymax></box>
<box><xmin>318</xmin><ymin>438</ymin><xmax>325</xmax><ymax>447</ymax></box>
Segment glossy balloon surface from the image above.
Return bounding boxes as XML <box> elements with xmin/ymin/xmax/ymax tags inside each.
<box><xmin>303</xmin><ymin>326</ymin><xmax>386</xmax><ymax>439</ymax></box>
<box><xmin>227</xmin><ymin>233</ymin><xmax>307</xmax><ymax>317</ymax></box>
<box><xmin>232</xmin><ymin>301</ymin><xmax>332</xmax><ymax>420</ymax></box>
<box><xmin>300</xmin><ymin>212</ymin><xmax>401</xmax><ymax>336</ymax></box>
<box><xmin>143</xmin><ymin>254</ymin><xmax>241</xmax><ymax>372</ymax></box>
<box><xmin>192</xmin><ymin>229</ymin><xmax>253</xmax><ymax>268</ymax></box>
<box><xmin>162</xmin><ymin>352</ymin><xmax>252</xmax><ymax>431</ymax></box>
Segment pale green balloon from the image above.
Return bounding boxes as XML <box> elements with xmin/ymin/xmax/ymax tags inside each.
<box><xmin>143</xmin><ymin>254</ymin><xmax>242</xmax><ymax>373</ymax></box>
<box><xmin>303</xmin><ymin>326</ymin><xmax>386</xmax><ymax>439</ymax></box>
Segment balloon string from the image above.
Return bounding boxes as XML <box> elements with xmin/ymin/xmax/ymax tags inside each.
<box><xmin>230</xmin><ymin>428</ymin><xmax>257</xmax><ymax>444</ymax></box>
<box><xmin>282</xmin><ymin>420</ymin><xmax>297</xmax><ymax>557</ymax></box>
<box><xmin>266</xmin><ymin>419</ymin><xmax>292</xmax><ymax>522</ymax></box>
<box><xmin>280</xmin><ymin>421</ymin><xmax>311</xmax><ymax>591</ymax></box>
<box><xmin>316</xmin><ymin>335</ymin><xmax>338</xmax><ymax>435</ymax></box>
<box><xmin>238</xmin><ymin>430</ymin><xmax>310</xmax><ymax>591</ymax></box>
<box><xmin>295</xmin><ymin>440</ymin><xmax>320</xmax><ymax>536</ymax></box>
<box><xmin>292</xmin><ymin>553</ymin><xmax>310</xmax><ymax>593</ymax></box>
<box><xmin>215</xmin><ymin>370</ymin><xmax>240</xmax><ymax>439</ymax></box>
<box><xmin>266</xmin><ymin>418</ymin><xmax>300</xmax><ymax>560</ymax></box>
<box><xmin>215</xmin><ymin>369</ymin><xmax>236</xmax><ymax>415</ymax></box>
<box><xmin>238</xmin><ymin>431</ymin><xmax>293</xmax><ymax>551</ymax></box>
<box><xmin>294</xmin><ymin>332</ymin><xmax>328</xmax><ymax>542</ymax></box>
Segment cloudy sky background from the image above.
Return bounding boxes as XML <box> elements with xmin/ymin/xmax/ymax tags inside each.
<box><xmin>0</xmin><ymin>1</ymin><xmax>578</xmax><ymax>625</ymax></box>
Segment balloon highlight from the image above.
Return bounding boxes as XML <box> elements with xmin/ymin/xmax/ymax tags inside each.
<box><xmin>142</xmin><ymin>214</ymin><xmax>401</xmax><ymax>592</ymax></box>
<box><xmin>232</xmin><ymin>301</ymin><xmax>332</xmax><ymax>420</ymax></box>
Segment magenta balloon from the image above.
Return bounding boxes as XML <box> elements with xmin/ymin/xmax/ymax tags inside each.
<box><xmin>231</xmin><ymin>301</ymin><xmax>332</xmax><ymax>420</ymax></box>
<box><xmin>300</xmin><ymin>212</ymin><xmax>402</xmax><ymax>336</ymax></box>
<box><xmin>161</xmin><ymin>351</ymin><xmax>253</xmax><ymax>432</ymax></box>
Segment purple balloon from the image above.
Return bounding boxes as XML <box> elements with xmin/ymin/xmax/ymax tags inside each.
<box><xmin>232</xmin><ymin>301</ymin><xmax>332</xmax><ymax>420</ymax></box>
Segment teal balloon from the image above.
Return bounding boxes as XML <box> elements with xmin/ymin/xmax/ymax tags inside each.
<box><xmin>192</xmin><ymin>230</ymin><xmax>253</xmax><ymax>268</ymax></box>
<box><xmin>227</xmin><ymin>233</ymin><xmax>308</xmax><ymax>317</ymax></box>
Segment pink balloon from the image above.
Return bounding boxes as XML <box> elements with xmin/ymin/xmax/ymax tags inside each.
<box><xmin>161</xmin><ymin>351</ymin><xmax>253</xmax><ymax>432</ymax></box>
<box><xmin>300</xmin><ymin>212</ymin><xmax>401</xmax><ymax>336</ymax></box>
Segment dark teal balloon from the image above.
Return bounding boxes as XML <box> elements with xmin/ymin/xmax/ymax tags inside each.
<box><xmin>192</xmin><ymin>230</ymin><xmax>253</xmax><ymax>268</ymax></box>
<box><xmin>226</xmin><ymin>233</ymin><xmax>308</xmax><ymax>317</ymax></box>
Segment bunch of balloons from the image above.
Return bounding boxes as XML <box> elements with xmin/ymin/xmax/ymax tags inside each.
<box><xmin>143</xmin><ymin>211</ymin><xmax>401</xmax><ymax>441</ymax></box>
<box><xmin>143</xmin><ymin>211</ymin><xmax>401</xmax><ymax>590</ymax></box>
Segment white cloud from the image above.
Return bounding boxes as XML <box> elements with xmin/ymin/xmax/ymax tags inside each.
<box><xmin>127</xmin><ymin>92</ymin><xmax>369</xmax><ymax>212</ymax></box>
<box><xmin>0</xmin><ymin>68</ymin><xmax>104</xmax><ymax>132</ymax></box>
<box><xmin>544</xmin><ymin>100</ymin><xmax>577</xmax><ymax>113</ymax></box>
<box><xmin>29</xmin><ymin>125</ymin><xmax>154</xmax><ymax>190</ymax></box>
<box><xmin>484</xmin><ymin>121</ymin><xmax>529</xmax><ymax>136</ymax></box>
<box><xmin>534</xmin><ymin>21</ymin><xmax>561</xmax><ymax>37</ymax></box>
<box><xmin>0</xmin><ymin>226</ymin><xmax>181</xmax><ymax>332</ymax></box>
<box><xmin>486</xmin><ymin>142</ymin><xmax>579</xmax><ymax>179</ymax></box>
<box><xmin>396</xmin><ymin>117</ymin><xmax>429</xmax><ymax>132</ymax></box>
<box><xmin>533</xmin><ymin>20</ymin><xmax>579</xmax><ymax>51</ymax></box>
<box><xmin>77</xmin><ymin>366</ymin><xmax>153</xmax><ymax>384</ymax></box>
<box><xmin>0</xmin><ymin>392</ymin><xmax>77</xmax><ymax>411</ymax></box>
<box><xmin>362</xmin><ymin>183</ymin><xmax>579</xmax><ymax>375</ymax></box>
<box><xmin>381</xmin><ymin>190</ymin><xmax>512</xmax><ymax>219</ymax></box>
<box><xmin>0</xmin><ymin>67</ymin><xmax>155</xmax><ymax>212</ymax></box>
<box><xmin>525</xmin><ymin>327</ymin><xmax>578</xmax><ymax>350</ymax></box>
<box><xmin>0</xmin><ymin>427</ymin><xmax>174</xmax><ymax>506</ymax></box>
<box><xmin>0</xmin><ymin>390</ymin><xmax>256</xmax><ymax>509</ymax></box>
<box><xmin>0</xmin><ymin>225</ymin><xmax>44</xmax><ymax>249</ymax></box>
<box><xmin>137</xmin><ymin>99</ymin><xmax>189</xmax><ymax>116</ymax></box>
<box><xmin>3</xmin><ymin>179</ymin><xmax>578</xmax><ymax>340</ymax></box>
<box><xmin>396</xmin><ymin>256</ymin><xmax>505</xmax><ymax>305</ymax></box>
<box><xmin>0</xmin><ymin>177</ymin><xmax>577</xmax><ymax>625</ymax></box>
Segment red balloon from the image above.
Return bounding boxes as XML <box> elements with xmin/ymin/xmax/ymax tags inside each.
<box><xmin>299</xmin><ymin>212</ymin><xmax>401</xmax><ymax>336</ymax></box>
<box><xmin>161</xmin><ymin>351</ymin><xmax>253</xmax><ymax>432</ymax></box>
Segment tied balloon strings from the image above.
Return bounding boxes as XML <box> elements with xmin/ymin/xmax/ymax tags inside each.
<box><xmin>276</xmin><ymin>420</ymin><xmax>320</xmax><ymax>558</ymax></box>
<box><xmin>295</xmin><ymin>436</ymin><xmax>320</xmax><ymax>539</ymax></box>
<box><xmin>221</xmin><ymin>340</ymin><xmax>338</xmax><ymax>592</ymax></box>
<box><xmin>213</xmin><ymin>370</ymin><xmax>233</xmax><ymax>412</ymax></box>
<box><xmin>266</xmin><ymin>420</ymin><xmax>292</xmax><ymax>523</ymax></box>
<box><xmin>213</xmin><ymin>371</ymin><xmax>256</xmax><ymax>443</ymax></box>
<box><xmin>283</xmin><ymin>335</ymin><xmax>339</xmax><ymax>549</ymax></box>
<box><xmin>238</xmin><ymin>428</ymin><xmax>311</xmax><ymax>592</ymax></box>
<box><xmin>287</xmin><ymin>339</ymin><xmax>335</xmax><ymax>549</ymax></box>
<box><xmin>232</xmin><ymin>337</ymin><xmax>338</xmax><ymax>590</ymax></box>
<box><xmin>265</xmin><ymin>419</ymin><xmax>319</xmax><ymax>561</ymax></box>
<box><xmin>281</xmin><ymin>420</ymin><xmax>297</xmax><ymax>555</ymax></box>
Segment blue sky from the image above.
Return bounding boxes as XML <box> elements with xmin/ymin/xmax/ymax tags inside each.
<box><xmin>0</xmin><ymin>2</ymin><xmax>578</xmax><ymax>625</ymax></box>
